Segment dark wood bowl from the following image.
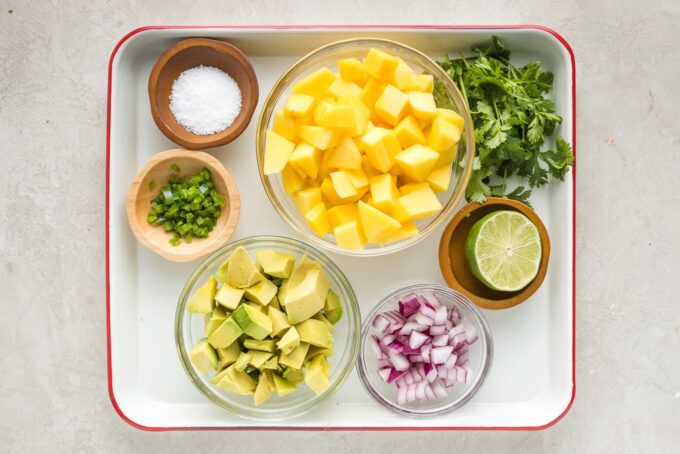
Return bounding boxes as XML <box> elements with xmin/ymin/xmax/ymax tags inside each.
<box><xmin>148</xmin><ymin>38</ymin><xmax>258</xmax><ymax>150</ymax></box>
<box><xmin>438</xmin><ymin>197</ymin><xmax>551</xmax><ymax>310</ymax></box>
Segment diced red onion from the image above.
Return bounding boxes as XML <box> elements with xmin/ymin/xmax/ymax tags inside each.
<box><xmin>419</xmin><ymin>305</ymin><xmax>437</xmax><ymax>320</ymax></box>
<box><xmin>388</xmin><ymin>368</ymin><xmax>407</xmax><ymax>384</ymax></box>
<box><xmin>432</xmin><ymin>379</ymin><xmax>447</xmax><ymax>398</ymax></box>
<box><xmin>377</xmin><ymin>359</ymin><xmax>391</xmax><ymax>369</ymax></box>
<box><xmin>397</xmin><ymin>384</ymin><xmax>407</xmax><ymax>404</ymax></box>
<box><xmin>456</xmin><ymin>366</ymin><xmax>467</xmax><ymax>383</ymax></box>
<box><xmin>433</xmin><ymin>306</ymin><xmax>447</xmax><ymax>325</ymax></box>
<box><xmin>437</xmin><ymin>364</ymin><xmax>448</xmax><ymax>379</ymax></box>
<box><xmin>451</xmin><ymin>332</ymin><xmax>467</xmax><ymax>350</ymax></box>
<box><xmin>415</xmin><ymin>380</ymin><xmax>427</xmax><ymax>400</ymax></box>
<box><xmin>409</xmin><ymin>331</ymin><xmax>428</xmax><ymax>349</ymax></box>
<box><xmin>425</xmin><ymin>385</ymin><xmax>435</xmax><ymax>400</ymax></box>
<box><xmin>445</xmin><ymin>354</ymin><xmax>458</xmax><ymax>369</ymax></box>
<box><xmin>464</xmin><ymin>322</ymin><xmax>478</xmax><ymax>344</ymax></box>
<box><xmin>380</xmin><ymin>333</ymin><xmax>396</xmax><ymax>345</ymax></box>
<box><xmin>456</xmin><ymin>351</ymin><xmax>469</xmax><ymax>366</ymax></box>
<box><xmin>409</xmin><ymin>354</ymin><xmax>424</xmax><ymax>363</ymax></box>
<box><xmin>420</xmin><ymin>292</ymin><xmax>442</xmax><ymax>309</ymax></box>
<box><xmin>399</xmin><ymin>322</ymin><xmax>428</xmax><ymax>335</ymax></box>
<box><xmin>429</xmin><ymin>325</ymin><xmax>446</xmax><ymax>336</ymax></box>
<box><xmin>431</xmin><ymin>346</ymin><xmax>454</xmax><ymax>364</ymax></box>
<box><xmin>395</xmin><ymin>377</ymin><xmax>405</xmax><ymax>387</ymax></box>
<box><xmin>389</xmin><ymin>351</ymin><xmax>410</xmax><ymax>371</ymax></box>
<box><xmin>432</xmin><ymin>334</ymin><xmax>449</xmax><ymax>347</ymax></box>
<box><xmin>444</xmin><ymin>320</ymin><xmax>453</xmax><ymax>330</ymax></box>
<box><xmin>414</xmin><ymin>313</ymin><xmax>434</xmax><ymax>326</ymax></box>
<box><xmin>406</xmin><ymin>383</ymin><xmax>416</xmax><ymax>402</ymax></box>
<box><xmin>448</xmin><ymin>324</ymin><xmax>465</xmax><ymax>340</ymax></box>
<box><xmin>370</xmin><ymin>335</ymin><xmax>382</xmax><ymax>358</ymax></box>
<box><xmin>378</xmin><ymin>367</ymin><xmax>391</xmax><ymax>382</ymax></box>
<box><xmin>421</xmin><ymin>344</ymin><xmax>431</xmax><ymax>363</ymax></box>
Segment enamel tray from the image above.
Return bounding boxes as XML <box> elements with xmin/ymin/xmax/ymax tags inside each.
<box><xmin>106</xmin><ymin>25</ymin><xmax>575</xmax><ymax>431</ymax></box>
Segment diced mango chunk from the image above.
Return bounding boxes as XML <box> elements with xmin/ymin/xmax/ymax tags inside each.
<box><xmin>327</xmin><ymin>136</ymin><xmax>362</xmax><ymax>170</ymax></box>
<box><xmin>374</xmin><ymin>84</ymin><xmax>409</xmax><ymax>126</ymax></box>
<box><xmin>338</xmin><ymin>97</ymin><xmax>371</xmax><ymax>136</ymax></box>
<box><xmin>285</xmin><ymin>93</ymin><xmax>316</xmax><ymax>117</ymax></box>
<box><xmin>360</xmin><ymin>79</ymin><xmax>386</xmax><ymax>108</ymax></box>
<box><xmin>333</xmin><ymin>221</ymin><xmax>366</xmax><ymax>250</ymax></box>
<box><xmin>345</xmin><ymin>168</ymin><xmax>369</xmax><ymax>189</ymax></box>
<box><xmin>326</xmin><ymin>78</ymin><xmax>362</xmax><ymax>99</ymax></box>
<box><xmin>363</xmin><ymin>48</ymin><xmax>400</xmax><ymax>82</ymax></box>
<box><xmin>393</xmin><ymin>115</ymin><xmax>426</xmax><ymax>149</ymax></box>
<box><xmin>357</xmin><ymin>201</ymin><xmax>401</xmax><ymax>243</ymax></box>
<box><xmin>369</xmin><ymin>174</ymin><xmax>400</xmax><ymax>213</ymax></box>
<box><xmin>304</xmin><ymin>204</ymin><xmax>331</xmax><ymax>237</ymax></box>
<box><xmin>381</xmin><ymin>223</ymin><xmax>419</xmax><ymax>245</ymax></box>
<box><xmin>394</xmin><ymin>144</ymin><xmax>439</xmax><ymax>182</ymax></box>
<box><xmin>392</xmin><ymin>187</ymin><xmax>443</xmax><ymax>223</ymax></box>
<box><xmin>289</xmin><ymin>142</ymin><xmax>322</xmax><ymax>179</ymax></box>
<box><xmin>330</xmin><ymin>171</ymin><xmax>359</xmax><ymax>199</ymax></box>
<box><xmin>273</xmin><ymin>111</ymin><xmax>299</xmax><ymax>142</ymax></box>
<box><xmin>337</xmin><ymin>58</ymin><xmax>368</xmax><ymax>86</ymax></box>
<box><xmin>427</xmin><ymin>165</ymin><xmax>452</xmax><ymax>193</ymax></box>
<box><xmin>399</xmin><ymin>182</ymin><xmax>430</xmax><ymax>195</ymax></box>
<box><xmin>281</xmin><ymin>164</ymin><xmax>305</xmax><ymax>195</ymax></box>
<box><xmin>293</xmin><ymin>67</ymin><xmax>337</xmax><ymax>97</ymax></box>
<box><xmin>327</xmin><ymin>203</ymin><xmax>359</xmax><ymax>228</ymax></box>
<box><xmin>407</xmin><ymin>91</ymin><xmax>437</xmax><ymax>120</ymax></box>
<box><xmin>317</xmin><ymin>104</ymin><xmax>357</xmax><ymax>129</ymax></box>
<box><xmin>294</xmin><ymin>187</ymin><xmax>323</xmax><ymax>214</ymax></box>
<box><xmin>299</xmin><ymin>125</ymin><xmax>341</xmax><ymax>150</ymax></box>
<box><xmin>361</xmin><ymin>127</ymin><xmax>400</xmax><ymax>173</ymax></box>
<box><xmin>435</xmin><ymin>145</ymin><xmax>458</xmax><ymax>167</ymax></box>
<box><xmin>436</xmin><ymin>108</ymin><xmax>464</xmax><ymax>131</ymax></box>
<box><xmin>264</xmin><ymin>130</ymin><xmax>295</xmax><ymax>175</ymax></box>
<box><xmin>407</xmin><ymin>74</ymin><xmax>433</xmax><ymax>92</ymax></box>
<box><xmin>428</xmin><ymin>116</ymin><xmax>461</xmax><ymax>152</ymax></box>
<box><xmin>391</xmin><ymin>61</ymin><xmax>418</xmax><ymax>91</ymax></box>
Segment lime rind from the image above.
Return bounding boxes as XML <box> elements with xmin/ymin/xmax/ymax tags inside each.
<box><xmin>464</xmin><ymin>211</ymin><xmax>542</xmax><ymax>292</ymax></box>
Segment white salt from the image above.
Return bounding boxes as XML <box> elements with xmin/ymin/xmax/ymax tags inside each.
<box><xmin>169</xmin><ymin>65</ymin><xmax>242</xmax><ymax>135</ymax></box>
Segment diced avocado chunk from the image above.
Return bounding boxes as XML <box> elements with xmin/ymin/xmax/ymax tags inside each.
<box><xmin>284</xmin><ymin>269</ymin><xmax>330</xmax><ymax>324</ymax></box>
<box><xmin>215</xmin><ymin>284</ymin><xmax>244</xmax><ymax>310</ymax></box>
<box><xmin>282</xmin><ymin>367</ymin><xmax>304</xmax><ymax>384</ymax></box>
<box><xmin>263</xmin><ymin>356</ymin><xmax>279</xmax><ymax>370</ymax></box>
<box><xmin>304</xmin><ymin>355</ymin><xmax>331</xmax><ymax>394</ymax></box>
<box><xmin>244</xmin><ymin>278</ymin><xmax>278</xmax><ymax>306</ymax></box>
<box><xmin>208</xmin><ymin>317</ymin><xmax>242</xmax><ymax>349</ymax></box>
<box><xmin>211</xmin><ymin>366</ymin><xmax>231</xmax><ymax>385</ymax></box>
<box><xmin>216</xmin><ymin>365</ymin><xmax>256</xmax><ymax>395</ymax></box>
<box><xmin>189</xmin><ymin>339</ymin><xmax>217</xmax><ymax>373</ymax></box>
<box><xmin>268</xmin><ymin>306</ymin><xmax>291</xmax><ymax>337</ymax></box>
<box><xmin>246</xmin><ymin>301</ymin><xmax>267</xmax><ymax>313</ymax></box>
<box><xmin>205</xmin><ymin>306</ymin><xmax>228</xmax><ymax>337</ymax></box>
<box><xmin>216</xmin><ymin>342</ymin><xmax>241</xmax><ymax>370</ymax></box>
<box><xmin>215</xmin><ymin>257</ymin><xmax>230</xmax><ymax>283</ymax></box>
<box><xmin>255</xmin><ymin>250</ymin><xmax>296</xmax><ymax>279</ymax></box>
<box><xmin>254</xmin><ymin>371</ymin><xmax>274</xmax><ymax>405</ymax></box>
<box><xmin>277</xmin><ymin>279</ymin><xmax>290</xmax><ymax>305</ymax></box>
<box><xmin>228</xmin><ymin>247</ymin><xmax>264</xmax><ymax>289</ymax></box>
<box><xmin>306</xmin><ymin>344</ymin><xmax>333</xmax><ymax>362</ymax></box>
<box><xmin>269</xmin><ymin>295</ymin><xmax>281</xmax><ymax>310</ymax></box>
<box><xmin>287</xmin><ymin>255</ymin><xmax>321</xmax><ymax>288</ymax></box>
<box><xmin>232</xmin><ymin>304</ymin><xmax>273</xmax><ymax>340</ymax></box>
<box><xmin>313</xmin><ymin>313</ymin><xmax>336</xmax><ymax>333</ymax></box>
<box><xmin>187</xmin><ymin>276</ymin><xmax>217</xmax><ymax>313</ymax></box>
<box><xmin>279</xmin><ymin>342</ymin><xmax>310</xmax><ymax>369</ymax></box>
<box><xmin>234</xmin><ymin>351</ymin><xmax>251</xmax><ymax>372</ymax></box>
<box><xmin>276</xmin><ymin>327</ymin><xmax>300</xmax><ymax>355</ymax></box>
<box><xmin>323</xmin><ymin>290</ymin><xmax>343</xmax><ymax>324</ymax></box>
<box><xmin>244</xmin><ymin>339</ymin><xmax>277</xmax><ymax>352</ymax></box>
<box><xmin>296</xmin><ymin>318</ymin><xmax>333</xmax><ymax>348</ymax></box>
<box><xmin>271</xmin><ymin>278</ymin><xmax>283</xmax><ymax>287</ymax></box>
<box><xmin>248</xmin><ymin>350</ymin><xmax>274</xmax><ymax>369</ymax></box>
<box><xmin>272</xmin><ymin>373</ymin><xmax>298</xmax><ymax>397</ymax></box>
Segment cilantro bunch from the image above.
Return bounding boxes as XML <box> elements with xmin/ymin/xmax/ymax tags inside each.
<box><xmin>437</xmin><ymin>37</ymin><xmax>573</xmax><ymax>204</ymax></box>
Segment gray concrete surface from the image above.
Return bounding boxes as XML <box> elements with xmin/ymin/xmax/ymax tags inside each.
<box><xmin>1</xmin><ymin>0</ymin><xmax>679</xmax><ymax>452</ymax></box>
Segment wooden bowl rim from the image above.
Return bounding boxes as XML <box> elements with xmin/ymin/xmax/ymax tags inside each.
<box><xmin>126</xmin><ymin>149</ymin><xmax>241</xmax><ymax>262</ymax></box>
<box><xmin>438</xmin><ymin>197</ymin><xmax>551</xmax><ymax>310</ymax></box>
<box><xmin>148</xmin><ymin>38</ymin><xmax>259</xmax><ymax>150</ymax></box>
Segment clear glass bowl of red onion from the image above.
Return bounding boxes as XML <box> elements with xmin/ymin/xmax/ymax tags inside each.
<box><xmin>357</xmin><ymin>284</ymin><xmax>493</xmax><ymax>417</ymax></box>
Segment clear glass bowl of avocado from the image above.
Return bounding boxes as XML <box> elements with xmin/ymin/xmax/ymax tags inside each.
<box><xmin>175</xmin><ymin>235</ymin><xmax>361</xmax><ymax>420</ymax></box>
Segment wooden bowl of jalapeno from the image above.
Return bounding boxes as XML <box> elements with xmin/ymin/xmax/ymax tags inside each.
<box><xmin>126</xmin><ymin>149</ymin><xmax>240</xmax><ymax>262</ymax></box>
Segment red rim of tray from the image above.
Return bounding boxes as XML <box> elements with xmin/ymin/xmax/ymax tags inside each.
<box><xmin>106</xmin><ymin>24</ymin><xmax>576</xmax><ymax>432</ymax></box>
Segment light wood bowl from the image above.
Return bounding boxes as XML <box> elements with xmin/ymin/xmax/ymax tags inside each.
<box><xmin>126</xmin><ymin>149</ymin><xmax>240</xmax><ymax>262</ymax></box>
<box><xmin>438</xmin><ymin>198</ymin><xmax>551</xmax><ymax>310</ymax></box>
<box><xmin>148</xmin><ymin>38</ymin><xmax>259</xmax><ymax>150</ymax></box>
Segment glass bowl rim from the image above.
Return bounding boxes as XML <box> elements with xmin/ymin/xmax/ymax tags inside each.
<box><xmin>175</xmin><ymin>234</ymin><xmax>362</xmax><ymax>421</ymax></box>
<box><xmin>356</xmin><ymin>283</ymin><xmax>493</xmax><ymax>418</ymax></box>
<box><xmin>255</xmin><ymin>37</ymin><xmax>476</xmax><ymax>257</ymax></box>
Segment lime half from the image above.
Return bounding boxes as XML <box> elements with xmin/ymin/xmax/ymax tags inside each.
<box><xmin>464</xmin><ymin>210</ymin><xmax>542</xmax><ymax>292</ymax></box>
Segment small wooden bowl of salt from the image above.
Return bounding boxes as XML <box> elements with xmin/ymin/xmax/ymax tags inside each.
<box><xmin>148</xmin><ymin>38</ymin><xmax>259</xmax><ymax>150</ymax></box>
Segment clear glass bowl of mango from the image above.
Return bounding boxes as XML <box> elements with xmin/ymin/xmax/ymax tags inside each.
<box><xmin>175</xmin><ymin>236</ymin><xmax>360</xmax><ymax>421</ymax></box>
<box><xmin>257</xmin><ymin>38</ymin><xmax>474</xmax><ymax>256</ymax></box>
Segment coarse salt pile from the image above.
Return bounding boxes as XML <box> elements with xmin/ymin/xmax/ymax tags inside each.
<box><xmin>169</xmin><ymin>65</ymin><xmax>242</xmax><ymax>135</ymax></box>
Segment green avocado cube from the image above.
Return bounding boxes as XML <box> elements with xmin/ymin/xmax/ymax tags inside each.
<box><xmin>263</xmin><ymin>356</ymin><xmax>279</xmax><ymax>370</ymax></box>
<box><xmin>187</xmin><ymin>276</ymin><xmax>217</xmax><ymax>314</ymax></box>
<box><xmin>281</xmin><ymin>367</ymin><xmax>304</xmax><ymax>384</ymax></box>
<box><xmin>254</xmin><ymin>371</ymin><xmax>274</xmax><ymax>405</ymax></box>
<box><xmin>279</xmin><ymin>342</ymin><xmax>310</xmax><ymax>369</ymax></box>
<box><xmin>255</xmin><ymin>250</ymin><xmax>296</xmax><ymax>279</ymax></box>
<box><xmin>269</xmin><ymin>295</ymin><xmax>282</xmax><ymax>310</ymax></box>
<box><xmin>287</xmin><ymin>255</ymin><xmax>321</xmax><ymax>288</ymax></box>
<box><xmin>267</xmin><ymin>306</ymin><xmax>291</xmax><ymax>338</ymax></box>
<box><xmin>189</xmin><ymin>339</ymin><xmax>217</xmax><ymax>373</ymax></box>
<box><xmin>215</xmin><ymin>285</ymin><xmax>244</xmax><ymax>310</ymax></box>
<box><xmin>216</xmin><ymin>342</ymin><xmax>241</xmax><ymax>370</ymax></box>
<box><xmin>272</xmin><ymin>373</ymin><xmax>298</xmax><ymax>397</ymax></box>
<box><xmin>283</xmin><ymin>270</ymin><xmax>330</xmax><ymax>324</ymax></box>
<box><xmin>306</xmin><ymin>344</ymin><xmax>333</xmax><ymax>362</ymax></box>
<box><xmin>232</xmin><ymin>304</ymin><xmax>273</xmax><ymax>340</ymax></box>
<box><xmin>277</xmin><ymin>280</ymin><xmax>290</xmax><ymax>306</ymax></box>
<box><xmin>228</xmin><ymin>247</ymin><xmax>264</xmax><ymax>289</ymax></box>
<box><xmin>215</xmin><ymin>258</ymin><xmax>230</xmax><ymax>283</ymax></box>
<box><xmin>216</xmin><ymin>366</ymin><xmax>256</xmax><ymax>395</ymax></box>
<box><xmin>313</xmin><ymin>313</ymin><xmax>336</xmax><ymax>333</ymax></box>
<box><xmin>205</xmin><ymin>306</ymin><xmax>228</xmax><ymax>337</ymax></box>
<box><xmin>208</xmin><ymin>317</ymin><xmax>242</xmax><ymax>349</ymax></box>
<box><xmin>276</xmin><ymin>327</ymin><xmax>300</xmax><ymax>355</ymax></box>
<box><xmin>296</xmin><ymin>318</ymin><xmax>333</xmax><ymax>348</ymax></box>
<box><xmin>248</xmin><ymin>350</ymin><xmax>274</xmax><ymax>369</ymax></box>
<box><xmin>244</xmin><ymin>339</ymin><xmax>277</xmax><ymax>352</ymax></box>
<box><xmin>323</xmin><ymin>290</ymin><xmax>343</xmax><ymax>324</ymax></box>
<box><xmin>245</xmin><ymin>301</ymin><xmax>267</xmax><ymax>313</ymax></box>
<box><xmin>304</xmin><ymin>356</ymin><xmax>331</xmax><ymax>394</ymax></box>
<box><xmin>234</xmin><ymin>351</ymin><xmax>251</xmax><ymax>372</ymax></box>
<box><xmin>244</xmin><ymin>278</ymin><xmax>278</xmax><ymax>306</ymax></box>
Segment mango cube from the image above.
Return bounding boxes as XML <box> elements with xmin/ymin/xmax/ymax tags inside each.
<box><xmin>338</xmin><ymin>97</ymin><xmax>371</xmax><ymax>136</ymax></box>
<box><xmin>327</xmin><ymin>203</ymin><xmax>359</xmax><ymax>228</ymax></box>
<box><xmin>391</xmin><ymin>187</ymin><xmax>443</xmax><ymax>223</ymax></box>
<box><xmin>294</xmin><ymin>187</ymin><xmax>323</xmax><ymax>214</ymax></box>
<box><xmin>264</xmin><ymin>130</ymin><xmax>295</xmax><ymax>175</ymax></box>
<box><xmin>399</xmin><ymin>182</ymin><xmax>430</xmax><ymax>195</ymax></box>
<box><xmin>428</xmin><ymin>116</ymin><xmax>461</xmax><ymax>152</ymax></box>
<box><xmin>318</xmin><ymin>146</ymin><xmax>335</xmax><ymax>180</ymax></box>
<box><xmin>374</xmin><ymin>84</ymin><xmax>409</xmax><ymax>126</ymax></box>
<box><xmin>394</xmin><ymin>115</ymin><xmax>426</xmax><ymax>149</ymax></box>
<box><xmin>427</xmin><ymin>165</ymin><xmax>452</xmax><ymax>193</ymax></box>
<box><xmin>330</xmin><ymin>171</ymin><xmax>359</xmax><ymax>199</ymax></box>
<box><xmin>395</xmin><ymin>144</ymin><xmax>439</xmax><ymax>182</ymax></box>
<box><xmin>363</xmin><ymin>48</ymin><xmax>400</xmax><ymax>82</ymax></box>
<box><xmin>337</xmin><ymin>58</ymin><xmax>368</xmax><ymax>86</ymax></box>
<box><xmin>299</xmin><ymin>125</ymin><xmax>341</xmax><ymax>150</ymax></box>
<box><xmin>281</xmin><ymin>164</ymin><xmax>305</xmax><ymax>195</ymax></box>
<box><xmin>407</xmin><ymin>74</ymin><xmax>434</xmax><ymax>92</ymax></box>
<box><xmin>293</xmin><ymin>67</ymin><xmax>337</xmax><ymax>97</ymax></box>
<box><xmin>333</xmin><ymin>221</ymin><xmax>366</xmax><ymax>250</ymax></box>
<box><xmin>407</xmin><ymin>91</ymin><xmax>437</xmax><ymax>120</ymax></box>
<box><xmin>285</xmin><ymin>93</ymin><xmax>316</xmax><ymax>117</ymax></box>
<box><xmin>273</xmin><ymin>111</ymin><xmax>299</xmax><ymax>142</ymax></box>
<box><xmin>327</xmin><ymin>136</ymin><xmax>362</xmax><ymax>170</ymax></box>
<box><xmin>360</xmin><ymin>127</ymin><xmax>401</xmax><ymax>173</ymax></box>
<box><xmin>345</xmin><ymin>168</ymin><xmax>369</xmax><ymax>189</ymax></box>
<box><xmin>290</xmin><ymin>142</ymin><xmax>322</xmax><ymax>179</ymax></box>
<box><xmin>318</xmin><ymin>104</ymin><xmax>357</xmax><ymax>129</ymax></box>
<box><xmin>369</xmin><ymin>174</ymin><xmax>400</xmax><ymax>213</ymax></box>
<box><xmin>326</xmin><ymin>78</ymin><xmax>362</xmax><ymax>99</ymax></box>
<box><xmin>357</xmin><ymin>201</ymin><xmax>401</xmax><ymax>243</ymax></box>
<box><xmin>381</xmin><ymin>223</ymin><xmax>419</xmax><ymax>245</ymax></box>
<box><xmin>436</xmin><ymin>108</ymin><xmax>464</xmax><ymax>131</ymax></box>
<box><xmin>392</xmin><ymin>61</ymin><xmax>418</xmax><ymax>91</ymax></box>
<box><xmin>435</xmin><ymin>145</ymin><xmax>458</xmax><ymax>167</ymax></box>
<box><xmin>313</xmin><ymin>98</ymin><xmax>335</xmax><ymax>124</ymax></box>
<box><xmin>360</xmin><ymin>79</ymin><xmax>386</xmax><ymax>108</ymax></box>
<box><xmin>304</xmin><ymin>204</ymin><xmax>331</xmax><ymax>237</ymax></box>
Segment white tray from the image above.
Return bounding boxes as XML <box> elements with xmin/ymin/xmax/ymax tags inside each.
<box><xmin>106</xmin><ymin>25</ymin><xmax>575</xmax><ymax>430</ymax></box>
